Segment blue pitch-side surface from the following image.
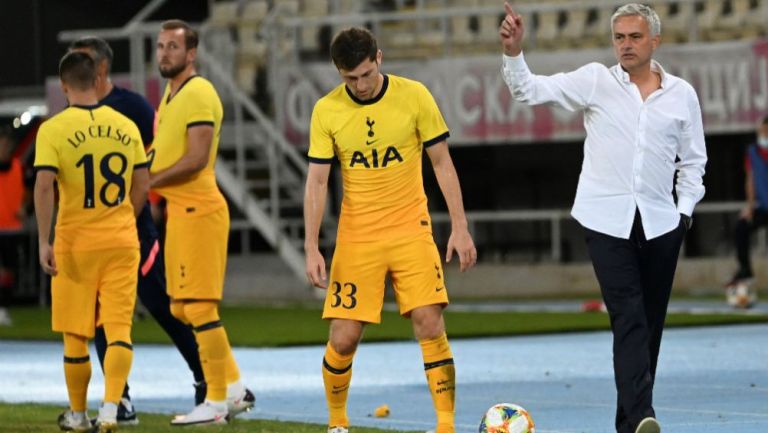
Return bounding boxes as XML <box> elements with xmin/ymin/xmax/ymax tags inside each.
<box><xmin>1</xmin><ymin>324</ymin><xmax>766</xmax><ymax>433</ymax></box>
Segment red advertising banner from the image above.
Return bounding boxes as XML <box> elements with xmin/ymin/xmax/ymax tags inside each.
<box><xmin>276</xmin><ymin>39</ymin><xmax>768</xmax><ymax>147</ymax></box>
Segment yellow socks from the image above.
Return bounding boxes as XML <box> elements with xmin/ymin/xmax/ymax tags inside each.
<box><xmin>103</xmin><ymin>323</ymin><xmax>133</xmax><ymax>404</ymax></box>
<box><xmin>187</xmin><ymin>301</ymin><xmax>235</xmax><ymax>402</ymax></box>
<box><xmin>420</xmin><ymin>333</ymin><xmax>456</xmax><ymax>433</ymax></box>
<box><xmin>322</xmin><ymin>343</ymin><xmax>354</xmax><ymax>427</ymax></box>
<box><xmin>63</xmin><ymin>333</ymin><xmax>91</xmax><ymax>412</ymax></box>
<box><xmin>224</xmin><ymin>349</ymin><xmax>241</xmax><ymax>386</ymax></box>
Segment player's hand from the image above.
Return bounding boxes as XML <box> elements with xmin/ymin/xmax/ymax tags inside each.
<box><xmin>38</xmin><ymin>242</ymin><xmax>58</xmax><ymax>276</ymax></box>
<box><xmin>446</xmin><ymin>228</ymin><xmax>477</xmax><ymax>272</ymax></box>
<box><xmin>305</xmin><ymin>248</ymin><xmax>328</xmax><ymax>288</ymax></box>
<box><xmin>740</xmin><ymin>206</ymin><xmax>754</xmax><ymax>221</ymax></box>
<box><xmin>499</xmin><ymin>1</ymin><xmax>525</xmax><ymax>57</ymax></box>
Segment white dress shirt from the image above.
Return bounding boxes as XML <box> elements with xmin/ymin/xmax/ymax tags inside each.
<box><xmin>502</xmin><ymin>53</ymin><xmax>707</xmax><ymax>240</ymax></box>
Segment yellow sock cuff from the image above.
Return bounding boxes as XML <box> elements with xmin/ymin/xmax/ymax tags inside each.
<box><xmin>323</xmin><ymin>343</ymin><xmax>354</xmax><ymax>372</ymax></box>
<box><xmin>420</xmin><ymin>333</ymin><xmax>453</xmax><ymax>365</ymax></box>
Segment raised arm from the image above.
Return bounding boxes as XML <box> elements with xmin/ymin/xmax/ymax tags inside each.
<box><xmin>499</xmin><ymin>1</ymin><xmax>525</xmax><ymax>57</ymax></box>
<box><xmin>426</xmin><ymin>141</ymin><xmax>477</xmax><ymax>272</ymax></box>
<box><xmin>304</xmin><ymin>162</ymin><xmax>332</xmax><ymax>288</ymax></box>
<box><xmin>499</xmin><ymin>2</ymin><xmax>596</xmax><ymax>111</ymax></box>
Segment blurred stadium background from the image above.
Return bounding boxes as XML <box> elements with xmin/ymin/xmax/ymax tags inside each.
<box><xmin>2</xmin><ymin>0</ymin><xmax>768</xmax><ymax>307</ymax></box>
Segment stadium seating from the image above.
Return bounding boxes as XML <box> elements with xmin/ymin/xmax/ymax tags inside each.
<box><xmin>656</xmin><ymin>2</ymin><xmax>695</xmax><ymax>43</ymax></box>
<box><xmin>201</xmin><ymin>0</ymin><xmax>768</xmax><ymax>88</ymax></box>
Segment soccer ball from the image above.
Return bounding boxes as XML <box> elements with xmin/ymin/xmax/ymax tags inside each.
<box><xmin>478</xmin><ymin>403</ymin><xmax>535</xmax><ymax>433</ymax></box>
<box><xmin>726</xmin><ymin>281</ymin><xmax>757</xmax><ymax>309</ymax></box>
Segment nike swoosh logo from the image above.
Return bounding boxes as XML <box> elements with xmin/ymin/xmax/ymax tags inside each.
<box><xmin>435</xmin><ymin>287</ymin><xmax>444</xmax><ymax>292</ymax></box>
<box><xmin>366</xmin><ymin>139</ymin><xmax>379</xmax><ymax>145</ymax></box>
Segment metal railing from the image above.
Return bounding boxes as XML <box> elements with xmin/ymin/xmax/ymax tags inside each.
<box><xmin>432</xmin><ymin>201</ymin><xmax>756</xmax><ymax>262</ymax></box>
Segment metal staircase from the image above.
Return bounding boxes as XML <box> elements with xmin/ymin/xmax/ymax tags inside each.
<box><xmin>196</xmin><ymin>43</ymin><xmax>336</xmax><ymax>282</ymax></box>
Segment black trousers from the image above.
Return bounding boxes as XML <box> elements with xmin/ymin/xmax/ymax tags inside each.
<box><xmin>734</xmin><ymin>207</ymin><xmax>768</xmax><ymax>279</ymax></box>
<box><xmin>584</xmin><ymin>212</ymin><xmax>686</xmax><ymax>433</ymax></box>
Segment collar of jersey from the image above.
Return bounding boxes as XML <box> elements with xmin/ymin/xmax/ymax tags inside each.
<box><xmin>70</xmin><ymin>103</ymin><xmax>101</xmax><ymax>110</ymax></box>
<box><xmin>345</xmin><ymin>74</ymin><xmax>389</xmax><ymax>105</ymax></box>
<box><xmin>166</xmin><ymin>74</ymin><xmax>199</xmax><ymax>104</ymax></box>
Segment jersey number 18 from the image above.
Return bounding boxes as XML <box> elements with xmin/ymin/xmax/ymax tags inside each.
<box><xmin>75</xmin><ymin>152</ymin><xmax>128</xmax><ymax>208</ymax></box>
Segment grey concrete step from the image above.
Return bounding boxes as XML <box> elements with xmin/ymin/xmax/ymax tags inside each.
<box><xmin>223</xmin><ymin>253</ymin><xmax>317</xmax><ymax>304</ymax></box>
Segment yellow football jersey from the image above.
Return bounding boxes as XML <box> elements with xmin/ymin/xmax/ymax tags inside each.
<box><xmin>150</xmin><ymin>76</ymin><xmax>226</xmax><ymax>217</ymax></box>
<box><xmin>309</xmin><ymin>74</ymin><xmax>449</xmax><ymax>242</ymax></box>
<box><xmin>34</xmin><ymin>104</ymin><xmax>147</xmax><ymax>252</ymax></box>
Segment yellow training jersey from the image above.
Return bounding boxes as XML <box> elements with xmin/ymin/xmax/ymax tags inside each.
<box><xmin>150</xmin><ymin>75</ymin><xmax>225</xmax><ymax>217</ymax></box>
<box><xmin>309</xmin><ymin>74</ymin><xmax>449</xmax><ymax>242</ymax></box>
<box><xmin>34</xmin><ymin>104</ymin><xmax>147</xmax><ymax>252</ymax></box>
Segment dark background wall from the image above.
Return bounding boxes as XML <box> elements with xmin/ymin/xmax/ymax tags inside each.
<box><xmin>421</xmin><ymin>133</ymin><xmax>754</xmax><ymax>260</ymax></box>
<box><xmin>0</xmin><ymin>0</ymin><xmax>208</xmax><ymax>89</ymax></box>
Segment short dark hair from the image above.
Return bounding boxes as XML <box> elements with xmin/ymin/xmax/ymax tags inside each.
<box><xmin>58</xmin><ymin>51</ymin><xmax>97</xmax><ymax>91</ymax></box>
<box><xmin>161</xmin><ymin>19</ymin><xmax>199</xmax><ymax>50</ymax></box>
<box><xmin>68</xmin><ymin>36</ymin><xmax>113</xmax><ymax>72</ymax></box>
<box><xmin>330</xmin><ymin>27</ymin><xmax>378</xmax><ymax>71</ymax></box>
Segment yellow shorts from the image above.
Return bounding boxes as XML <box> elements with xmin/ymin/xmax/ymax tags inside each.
<box><xmin>165</xmin><ymin>206</ymin><xmax>229</xmax><ymax>300</ymax></box>
<box><xmin>52</xmin><ymin>248</ymin><xmax>139</xmax><ymax>338</ymax></box>
<box><xmin>322</xmin><ymin>231</ymin><xmax>448</xmax><ymax>323</ymax></box>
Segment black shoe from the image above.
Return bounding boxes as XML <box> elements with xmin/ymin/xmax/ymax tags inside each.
<box><xmin>194</xmin><ymin>381</ymin><xmax>207</xmax><ymax>406</ymax></box>
<box><xmin>117</xmin><ymin>398</ymin><xmax>138</xmax><ymax>426</ymax></box>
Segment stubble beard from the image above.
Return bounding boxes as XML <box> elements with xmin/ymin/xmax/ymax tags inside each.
<box><xmin>159</xmin><ymin>62</ymin><xmax>187</xmax><ymax>79</ymax></box>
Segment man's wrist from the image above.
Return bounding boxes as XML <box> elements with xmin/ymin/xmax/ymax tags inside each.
<box><xmin>680</xmin><ymin>214</ymin><xmax>693</xmax><ymax>230</ymax></box>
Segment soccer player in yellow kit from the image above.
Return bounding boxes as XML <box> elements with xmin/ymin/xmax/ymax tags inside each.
<box><xmin>149</xmin><ymin>20</ymin><xmax>252</xmax><ymax>425</ymax></box>
<box><xmin>304</xmin><ymin>28</ymin><xmax>477</xmax><ymax>433</ymax></box>
<box><xmin>34</xmin><ymin>51</ymin><xmax>149</xmax><ymax>433</ymax></box>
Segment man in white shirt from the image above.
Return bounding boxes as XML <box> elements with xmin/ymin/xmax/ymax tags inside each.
<box><xmin>499</xmin><ymin>3</ymin><xmax>706</xmax><ymax>433</ymax></box>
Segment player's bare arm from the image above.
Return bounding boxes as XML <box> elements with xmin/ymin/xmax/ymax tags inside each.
<box><xmin>426</xmin><ymin>141</ymin><xmax>477</xmax><ymax>272</ymax></box>
<box><xmin>130</xmin><ymin>167</ymin><xmax>150</xmax><ymax>217</ymax></box>
<box><xmin>499</xmin><ymin>1</ymin><xmax>525</xmax><ymax>57</ymax></box>
<box><xmin>149</xmin><ymin>124</ymin><xmax>213</xmax><ymax>188</ymax></box>
<box><xmin>303</xmin><ymin>162</ymin><xmax>331</xmax><ymax>288</ymax></box>
<box><xmin>33</xmin><ymin>170</ymin><xmax>58</xmax><ymax>276</ymax></box>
